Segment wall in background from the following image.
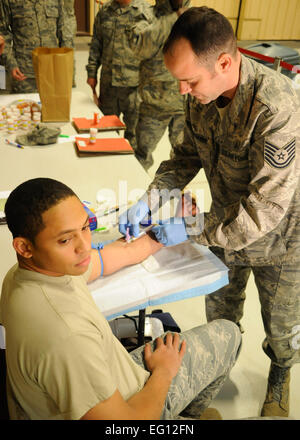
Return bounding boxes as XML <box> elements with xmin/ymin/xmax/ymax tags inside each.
<box><xmin>237</xmin><ymin>0</ymin><xmax>300</xmax><ymax>40</ymax></box>
<box><xmin>81</xmin><ymin>0</ymin><xmax>300</xmax><ymax>40</ymax></box>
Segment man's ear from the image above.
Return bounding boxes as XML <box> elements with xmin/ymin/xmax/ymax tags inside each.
<box><xmin>13</xmin><ymin>237</ymin><xmax>34</xmax><ymax>259</ymax></box>
<box><xmin>216</xmin><ymin>53</ymin><xmax>232</xmax><ymax>74</ymax></box>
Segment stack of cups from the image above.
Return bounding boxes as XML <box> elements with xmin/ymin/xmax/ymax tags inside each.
<box><xmin>20</xmin><ymin>115</ymin><xmax>30</xmax><ymax>131</ymax></box>
<box><xmin>7</xmin><ymin>119</ymin><xmax>14</xmax><ymax>133</ymax></box>
<box><xmin>32</xmin><ymin>112</ymin><xmax>41</xmax><ymax>128</ymax></box>
<box><xmin>0</xmin><ymin>102</ymin><xmax>41</xmax><ymax>133</ymax></box>
<box><xmin>31</xmin><ymin>103</ymin><xmax>40</xmax><ymax>113</ymax></box>
<box><xmin>6</xmin><ymin>109</ymin><xmax>13</xmax><ymax>120</ymax></box>
<box><xmin>0</xmin><ymin>107</ymin><xmax>7</xmax><ymax>131</ymax></box>
<box><xmin>13</xmin><ymin>118</ymin><xmax>19</xmax><ymax>132</ymax></box>
<box><xmin>90</xmin><ymin>127</ymin><xmax>97</xmax><ymax>144</ymax></box>
<box><xmin>12</xmin><ymin>108</ymin><xmax>21</xmax><ymax>131</ymax></box>
<box><xmin>0</xmin><ymin>115</ymin><xmax>5</xmax><ymax>131</ymax></box>
<box><xmin>1</xmin><ymin>106</ymin><xmax>7</xmax><ymax>118</ymax></box>
<box><xmin>23</xmin><ymin>106</ymin><xmax>31</xmax><ymax>117</ymax></box>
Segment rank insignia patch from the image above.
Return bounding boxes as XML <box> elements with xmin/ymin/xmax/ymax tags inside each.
<box><xmin>264</xmin><ymin>138</ymin><xmax>296</xmax><ymax>169</ymax></box>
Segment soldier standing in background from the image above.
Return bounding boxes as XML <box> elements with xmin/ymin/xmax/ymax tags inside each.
<box><xmin>119</xmin><ymin>7</ymin><xmax>300</xmax><ymax>418</ymax></box>
<box><xmin>86</xmin><ymin>0</ymin><xmax>153</xmax><ymax>150</ymax></box>
<box><xmin>0</xmin><ymin>0</ymin><xmax>75</xmax><ymax>93</ymax></box>
<box><xmin>127</xmin><ymin>0</ymin><xmax>189</xmax><ymax>172</ymax></box>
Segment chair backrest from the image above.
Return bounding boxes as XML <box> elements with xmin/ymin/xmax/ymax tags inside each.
<box><xmin>0</xmin><ymin>324</ymin><xmax>9</xmax><ymax>420</ymax></box>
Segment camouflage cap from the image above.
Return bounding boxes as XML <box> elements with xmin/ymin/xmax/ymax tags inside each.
<box><xmin>16</xmin><ymin>124</ymin><xmax>61</xmax><ymax>146</ymax></box>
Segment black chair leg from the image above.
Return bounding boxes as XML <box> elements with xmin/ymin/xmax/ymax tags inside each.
<box><xmin>0</xmin><ymin>349</ymin><xmax>9</xmax><ymax>420</ymax></box>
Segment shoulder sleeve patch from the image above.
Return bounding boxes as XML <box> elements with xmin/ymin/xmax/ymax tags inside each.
<box><xmin>264</xmin><ymin>138</ymin><xmax>296</xmax><ymax>169</ymax></box>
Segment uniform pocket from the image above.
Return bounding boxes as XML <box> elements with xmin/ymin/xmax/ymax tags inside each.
<box><xmin>217</xmin><ymin>151</ymin><xmax>250</xmax><ymax>190</ymax></box>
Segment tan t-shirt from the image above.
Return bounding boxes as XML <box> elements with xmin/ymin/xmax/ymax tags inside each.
<box><xmin>0</xmin><ymin>264</ymin><xmax>149</xmax><ymax>420</ymax></box>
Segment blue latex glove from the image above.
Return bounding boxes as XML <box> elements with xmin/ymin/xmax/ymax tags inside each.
<box><xmin>119</xmin><ymin>200</ymin><xmax>150</xmax><ymax>238</ymax></box>
<box><xmin>151</xmin><ymin>217</ymin><xmax>188</xmax><ymax>247</ymax></box>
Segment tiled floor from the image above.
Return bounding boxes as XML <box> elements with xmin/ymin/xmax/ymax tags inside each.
<box><xmin>74</xmin><ymin>37</ymin><xmax>300</xmax><ymax>420</ymax></box>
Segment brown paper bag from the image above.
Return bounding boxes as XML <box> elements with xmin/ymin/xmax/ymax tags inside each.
<box><xmin>32</xmin><ymin>47</ymin><xmax>73</xmax><ymax>122</ymax></box>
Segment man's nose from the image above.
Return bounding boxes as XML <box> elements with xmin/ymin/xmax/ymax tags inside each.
<box><xmin>179</xmin><ymin>81</ymin><xmax>191</xmax><ymax>95</ymax></box>
<box><xmin>76</xmin><ymin>234</ymin><xmax>90</xmax><ymax>253</ymax></box>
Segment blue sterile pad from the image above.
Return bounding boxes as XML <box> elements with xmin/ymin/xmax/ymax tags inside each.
<box><xmin>88</xmin><ymin>242</ymin><xmax>228</xmax><ymax>320</ymax></box>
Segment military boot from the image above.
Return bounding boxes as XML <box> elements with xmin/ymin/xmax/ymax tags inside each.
<box><xmin>199</xmin><ymin>408</ymin><xmax>222</xmax><ymax>420</ymax></box>
<box><xmin>179</xmin><ymin>407</ymin><xmax>222</xmax><ymax>420</ymax></box>
<box><xmin>261</xmin><ymin>363</ymin><xmax>290</xmax><ymax>417</ymax></box>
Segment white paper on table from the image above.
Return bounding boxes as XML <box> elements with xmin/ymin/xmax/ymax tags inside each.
<box><xmin>88</xmin><ymin>242</ymin><xmax>228</xmax><ymax>319</ymax></box>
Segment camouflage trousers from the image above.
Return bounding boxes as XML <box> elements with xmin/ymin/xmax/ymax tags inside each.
<box><xmin>135</xmin><ymin>103</ymin><xmax>185</xmax><ymax>171</ymax></box>
<box><xmin>205</xmin><ymin>261</ymin><xmax>300</xmax><ymax>368</ymax></box>
<box><xmin>11</xmin><ymin>77</ymin><xmax>38</xmax><ymax>94</ymax></box>
<box><xmin>130</xmin><ymin>319</ymin><xmax>241</xmax><ymax>420</ymax></box>
<box><xmin>99</xmin><ymin>85</ymin><xmax>139</xmax><ymax>150</ymax></box>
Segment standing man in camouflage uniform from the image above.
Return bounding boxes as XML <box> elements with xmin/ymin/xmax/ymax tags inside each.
<box><xmin>86</xmin><ymin>0</ymin><xmax>153</xmax><ymax>150</ymax></box>
<box><xmin>0</xmin><ymin>0</ymin><xmax>74</xmax><ymax>93</ymax></box>
<box><xmin>126</xmin><ymin>0</ymin><xmax>189</xmax><ymax>172</ymax></box>
<box><xmin>119</xmin><ymin>7</ymin><xmax>300</xmax><ymax>417</ymax></box>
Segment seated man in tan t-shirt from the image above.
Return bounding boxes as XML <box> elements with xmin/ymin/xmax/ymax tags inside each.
<box><xmin>0</xmin><ymin>177</ymin><xmax>241</xmax><ymax>420</ymax></box>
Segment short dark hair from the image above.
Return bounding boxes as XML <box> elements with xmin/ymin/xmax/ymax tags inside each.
<box><xmin>5</xmin><ymin>178</ymin><xmax>77</xmax><ymax>243</ymax></box>
<box><xmin>163</xmin><ymin>7</ymin><xmax>237</xmax><ymax>62</ymax></box>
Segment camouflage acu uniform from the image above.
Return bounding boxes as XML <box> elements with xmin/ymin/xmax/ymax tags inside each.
<box><xmin>130</xmin><ymin>319</ymin><xmax>241</xmax><ymax>419</ymax></box>
<box><xmin>148</xmin><ymin>55</ymin><xmax>300</xmax><ymax>368</ymax></box>
<box><xmin>0</xmin><ymin>0</ymin><xmax>74</xmax><ymax>93</ymax></box>
<box><xmin>63</xmin><ymin>0</ymin><xmax>76</xmax><ymax>42</ymax></box>
<box><xmin>86</xmin><ymin>0</ymin><xmax>153</xmax><ymax>149</ymax></box>
<box><xmin>127</xmin><ymin>0</ymin><xmax>189</xmax><ymax>171</ymax></box>
<box><xmin>63</xmin><ymin>0</ymin><xmax>76</xmax><ymax>85</ymax></box>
